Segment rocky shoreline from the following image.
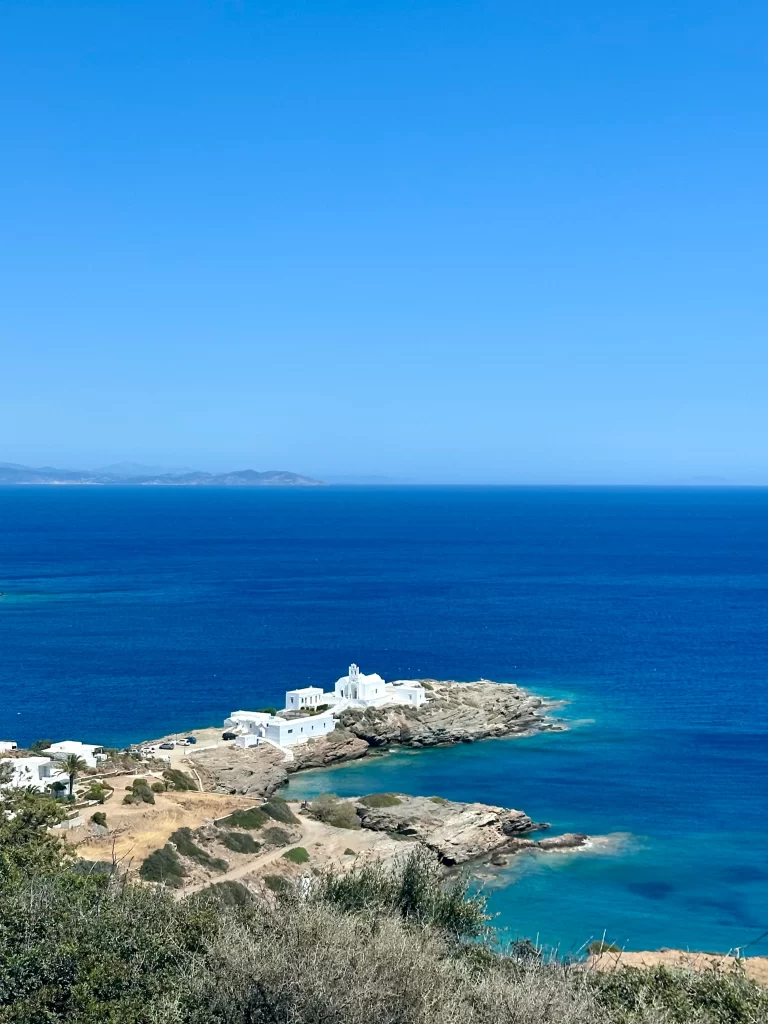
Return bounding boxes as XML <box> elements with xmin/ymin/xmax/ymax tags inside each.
<box><xmin>189</xmin><ymin>678</ymin><xmax>562</xmax><ymax>800</ymax></box>
<box><xmin>352</xmin><ymin>794</ymin><xmax>590</xmax><ymax>866</ymax></box>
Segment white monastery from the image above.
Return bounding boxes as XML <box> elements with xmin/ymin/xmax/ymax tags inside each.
<box><xmin>225</xmin><ymin>663</ymin><xmax>427</xmax><ymax>750</ymax></box>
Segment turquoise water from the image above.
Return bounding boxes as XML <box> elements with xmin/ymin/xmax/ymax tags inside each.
<box><xmin>286</xmin><ymin>706</ymin><xmax>768</xmax><ymax>955</ymax></box>
<box><xmin>2</xmin><ymin>486</ymin><xmax>767</xmax><ymax>953</ymax></box>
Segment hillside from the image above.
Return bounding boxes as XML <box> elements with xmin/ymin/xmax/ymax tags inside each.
<box><xmin>0</xmin><ymin>462</ymin><xmax>324</xmax><ymax>486</ymax></box>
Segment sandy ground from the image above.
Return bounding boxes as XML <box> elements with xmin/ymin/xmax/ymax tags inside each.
<box><xmin>71</xmin><ymin>772</ymin><xmax>256</xmax><ymax>866</ymax></box>
<box><xmin>589</xmin><ymin>949</ymin><xmax>768</xmax><ymax>985</ymax></box>
<box><xmin>183</xmin><ymin>803</ymin><xmax>412</xmax><ymax>893</ymax></box>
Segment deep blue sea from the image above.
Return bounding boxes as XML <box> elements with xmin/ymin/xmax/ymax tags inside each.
<box><xmin>2</xmin><ymin>486</ymin><xmax>767</xmax><ymax>954</ymax></box>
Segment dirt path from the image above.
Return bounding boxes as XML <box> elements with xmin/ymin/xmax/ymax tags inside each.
<box><xmin>182</xmin><ymin>815</ymin><xmax>328</xmax><ymax>894</ymax></box>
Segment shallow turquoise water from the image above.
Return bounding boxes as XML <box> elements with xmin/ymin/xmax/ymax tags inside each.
<box><xmin>285</xmin><ymin>693</ymin><xmax>768</xmax><ymax>955</ymax></box>
<box><xmin>2</xmin><ymin>486</ymin><xmax>767</xmax><ymax>952</ymax></box>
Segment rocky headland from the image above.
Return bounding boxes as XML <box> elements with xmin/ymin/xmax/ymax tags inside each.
<box><xmin>352</xmin><ymin>793</ymin><xmax>589</xmax><ymax>865</ymax></box>
<box><xmin>189</xmin><ymin>678</ymin><xmax>561</xmax><ymax>800</ymax></box>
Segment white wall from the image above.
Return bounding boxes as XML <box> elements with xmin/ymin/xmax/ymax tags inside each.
<box><xmin>266</xmin><ymin>714</ymin><xmax>335</xmax><ymax>747</ymax></box>
<box><xmin>1</xmin><ymin>756</ymin><xmax>68</xmax><ymax>792</ymax></box>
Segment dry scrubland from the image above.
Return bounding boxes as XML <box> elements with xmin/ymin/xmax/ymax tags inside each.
<box><xmin>2</xmin><ymin>760</ymin><xmax>768</xmax><ymax>1022</ymax></box>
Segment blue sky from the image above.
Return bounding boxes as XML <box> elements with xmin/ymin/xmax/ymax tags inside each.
<box><xmin>2</xmin><ymin>0</ymin><xmax>766</xmax><ymax>483</ymax></box>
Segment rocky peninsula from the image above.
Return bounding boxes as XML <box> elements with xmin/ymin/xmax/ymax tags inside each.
<box><xmin>189</xmin><ymin>678</ymin><xmax>561</xmax><ymax>799</ymax></box>
<box><xmin>351</xmin><ymin>794</ymin><xmax>589</xmax><ymax>865</ymax></box>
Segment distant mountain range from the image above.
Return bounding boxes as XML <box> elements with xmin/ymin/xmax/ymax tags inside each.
<box><xmin>0</xmin><ymin>462</ymin><xmax>324</xmax><ymax>487</ymax></box>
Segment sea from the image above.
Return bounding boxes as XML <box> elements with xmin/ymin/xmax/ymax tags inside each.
<box><xmin>2</xmin><ymin>485</ymin><xmax>767</xmax><ymax>955</ymax></box>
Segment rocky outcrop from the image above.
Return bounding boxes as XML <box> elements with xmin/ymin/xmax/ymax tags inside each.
<box><xmin>354</xmin><ymin>794</ymin><xmax>555</xmax><ymax>866</ymax></box>
<box><xmin>290</xmin><ymin>729</ymin><xmax>370</xmax><ymax>770</ymax></box>
<box><xmin>189</xmin><ymin>680</ymin><xmax>560</xmax><ymax>799</ymax></box>
<box><xmin>336</xmin><ymin>679</ymin><xmax>557</xmax><ymax>749</ymax></box>
<box><xmin>189</xmin><ymin>744</ymin><xmax>289</xmax><ymax>799</ymax></box>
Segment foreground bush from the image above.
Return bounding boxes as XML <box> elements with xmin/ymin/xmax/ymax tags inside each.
<box><xmin>1</xmin><ymin>783</ymin><xmax>766</xmax><ymax>1024</ymax></box>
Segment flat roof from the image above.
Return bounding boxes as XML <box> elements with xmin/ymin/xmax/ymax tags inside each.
<box><xmin>286</xmin><ymin>686</ymin><xmax>324</xmax><ymax>694</ymax></box>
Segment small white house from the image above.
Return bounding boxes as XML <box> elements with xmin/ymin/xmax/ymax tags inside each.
<box><xmin>265</xmin><ymin>712</ymin><xmax>335</xmax><ymax>748</ymax></box>
<box><xmin>0</xmin><ymin>741</ymin><xmax>18</xmax><ymax>753</ymax></box>
<box><xmin>224</xmin><ymin>711</ymin><xmax>274</xmax><ymax>734</ymax></box>
<box><xmin>47</xmin><ymin>741</ymin><xmax>106</xmax><ymax>769</ymax></box>
<box><xmin>388</xmin><ymin>680</ymin><xmax>427</xmax><ymax>708</ymax></box>
<box><xmin>235</xmin><ymin>734</ymin><xmax>261</xmax><ymax>748</ymax></box>
<box><xmin>0</xmin><ymin>756</ymin><xmax>69</xmax><ymax>792</ymax></box>
<box><xmin>285</xmin><ymin>686</ymin><xmax>326</xmax><ymax>712</ymax></box>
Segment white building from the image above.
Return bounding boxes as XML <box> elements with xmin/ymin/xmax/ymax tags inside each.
<box><xmin>0</xmin><ymin>741</ymin><xmax>18</xmax><ymax>753</ymax></box>
<box><xmin>334</xmin><ymin>664</ymin><xmax>387</xmax><ymax>704</ymax></box>
<box><xmin>285</xmin><ymin>686</ymin><xmax>326</xmax><ymax>712</ymax></box>
<box><xmin>389</xmin><ymin>680</ymin><xmax>428</xmax><ymax>707</ymax></box>
<box><xmin>235</xmin><ymin>734</ymin><xmax>261</xmax><ymax>748</ymax></box>
<box><xmin>224</xmin><ymin>663</ymin><xmax>427</xmax><ymax>751</ymax></box>
<box><xmin>265</xmin><ymin>712</ymin><xmax>335</xmax><ymax>747</ymax></box>
<box><xmin>0</xmin><ymin>756</ymin><xmax>69</xmax><ymax>792</ymax></box>
<box><xmin>47</xmin><ymin>741</ymin><xmax>106</xmax><ymax>769</ymax></box>
<box><xmin>224</xmin><ymin>711</ymin><xmax>274</xmax><ymax>734</ymax></box>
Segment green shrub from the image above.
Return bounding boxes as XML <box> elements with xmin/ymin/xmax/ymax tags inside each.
<box><xmin>131</xmin><ymin>778</ymin><xmax>155</xmax><ymax>805</ymax></box>
<box><xmin>139</xmin><ymin>845</ymin><xmax>186</xmax><ymax>887</ymax></box>
<box><xmin>313</xmin><ymin>846</ymin><xmax>488</xmax><ymax>940</ymax></box>
<box><xmin>359</xmin><ymin>793</ymin><xmax>402</xmax><ymax>808</ymax></box>
<box><xmin>169</xmin><ymin>828</ymin><xmax>228</xmax><ymax>873</ymax></box>
<box><xmin>590</xmin><ymin>963</ymin><xmax>768</xmax><ymax>1023</ymax></box>
<box><xmin>261</xmin><ymin>796</ymin><xmax>298</xmax><ymax>824</ymax></box>
<box><xmin>263</xmin><ymin>827</ymin><xmax>291</xmax><ymax>847</ymax></box>
<box><xmin>219</xmin><ymin>807</ymin><xmax>269</xmax><ymax>830</ymax></box>
<box><xmin>282</xmin><ymin>847</ymin><xmax>309</xmax><ymax>864</ymax></box>
<box><xmin>220</xmin><ymin>831</ymin><xmax>261</xmax><ymax>854</ymax></box>
<box><xmin>82</xmin><ymin>781</ymin><xmax>112</xmax><ymax>803</ymax></box>
<box><xmin>90</xmin><ymin>811</ymin><xmax>107</xmax><ymax>828</ymax></box>
<box><xmin>151</xmin><ymin>781</ymin><xmax>167</xmax><ymax>793</ymax></box>
<box><xmin>588</xmin><ymin>940</ymin><xmax>622</xmax><ymax>955</ymax></box>
<box><xmin>122</xmin><ymin>793</ymin><xmax>137</xmax><ymax>805</ymax></box>
<box><xmin>309</xmin><ymin>793</ymin><xmax>361</xmax><ymax>830</ymax></box>
<box><xmin>428</xmin><ymin>796</ymin><xmax>448</xmax><ymax>804</ymax></box>
<box><xmin>163</xmin><ymin>768</ymin><xmax>198</xmax><ymax>792</ymax></box>
<box><xmin>206</xmin><ymin>880</ymin><xmax>254</xmax><ymax>908</ymax></box>
<box><xmin>263</xmin><ymin>874</ymin><xmax>289</xmax><ymax>893</ymax></box>
<box><xmin>344</xmin><ymin>848</ymin><xmax>356</xmax><ymax>856</ymax></box>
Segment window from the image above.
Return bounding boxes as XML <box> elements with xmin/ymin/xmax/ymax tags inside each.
<box><xmin>287</xmin><ymin>729</ymin><xmax>293</xmax><ymax>734</ymax></box>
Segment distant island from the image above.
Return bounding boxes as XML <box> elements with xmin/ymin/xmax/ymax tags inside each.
<box><xmin>0</xmin><ymin>462</ymin><xmax>324</xmax><ymax>487</ymax></box>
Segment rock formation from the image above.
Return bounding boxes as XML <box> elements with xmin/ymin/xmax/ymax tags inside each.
<box><xmin>336</xmin><ymin>678</ymin><xmax>557</xmax><ymax>748</ymax></box>
<box><xmin>189</xmin><ymin>679</ymin><xmax>561</xmax><ymax>800</ymax></box>
<box><xmin>354</xmin><ymin>794</ymin><xmax>547</xmax><ymax>865</ymax></box>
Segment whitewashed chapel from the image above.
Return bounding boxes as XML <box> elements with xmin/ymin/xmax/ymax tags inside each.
<box><xmin>224</xmin><ymin>663</ymin><xmax>427</xmax><ymax>749</ymax></box>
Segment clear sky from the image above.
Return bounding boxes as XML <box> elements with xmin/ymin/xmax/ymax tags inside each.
<box><xmin>2</xmin><ymin>0</ymin><xmax>766</xmax><ymax>483</ymax></box>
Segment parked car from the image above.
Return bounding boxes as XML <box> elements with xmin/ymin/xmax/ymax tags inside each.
<box><xmin>159</xmin><ymin>741</ymin><xmax>175</xmax><ymax>750</ymax></box>
<box><xmin>221</xmin><ymin>731</ymin><xmax>237</xmax><ymax>741</ymax></box>
<box><xmin>185</xmin><ymin>736</ymin><xmax>197</xmax><ymax>744</ymax></box>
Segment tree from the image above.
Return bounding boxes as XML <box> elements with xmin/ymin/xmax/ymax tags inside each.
<box><xmin>60</xmin><ymin>754</ymin><xmax>88</xmax><ymax>797</ymax></box>
<box><xmin>30</xmin><ymin>738</ymin><xmax>52</xmax><ymax>753</ymax></box>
